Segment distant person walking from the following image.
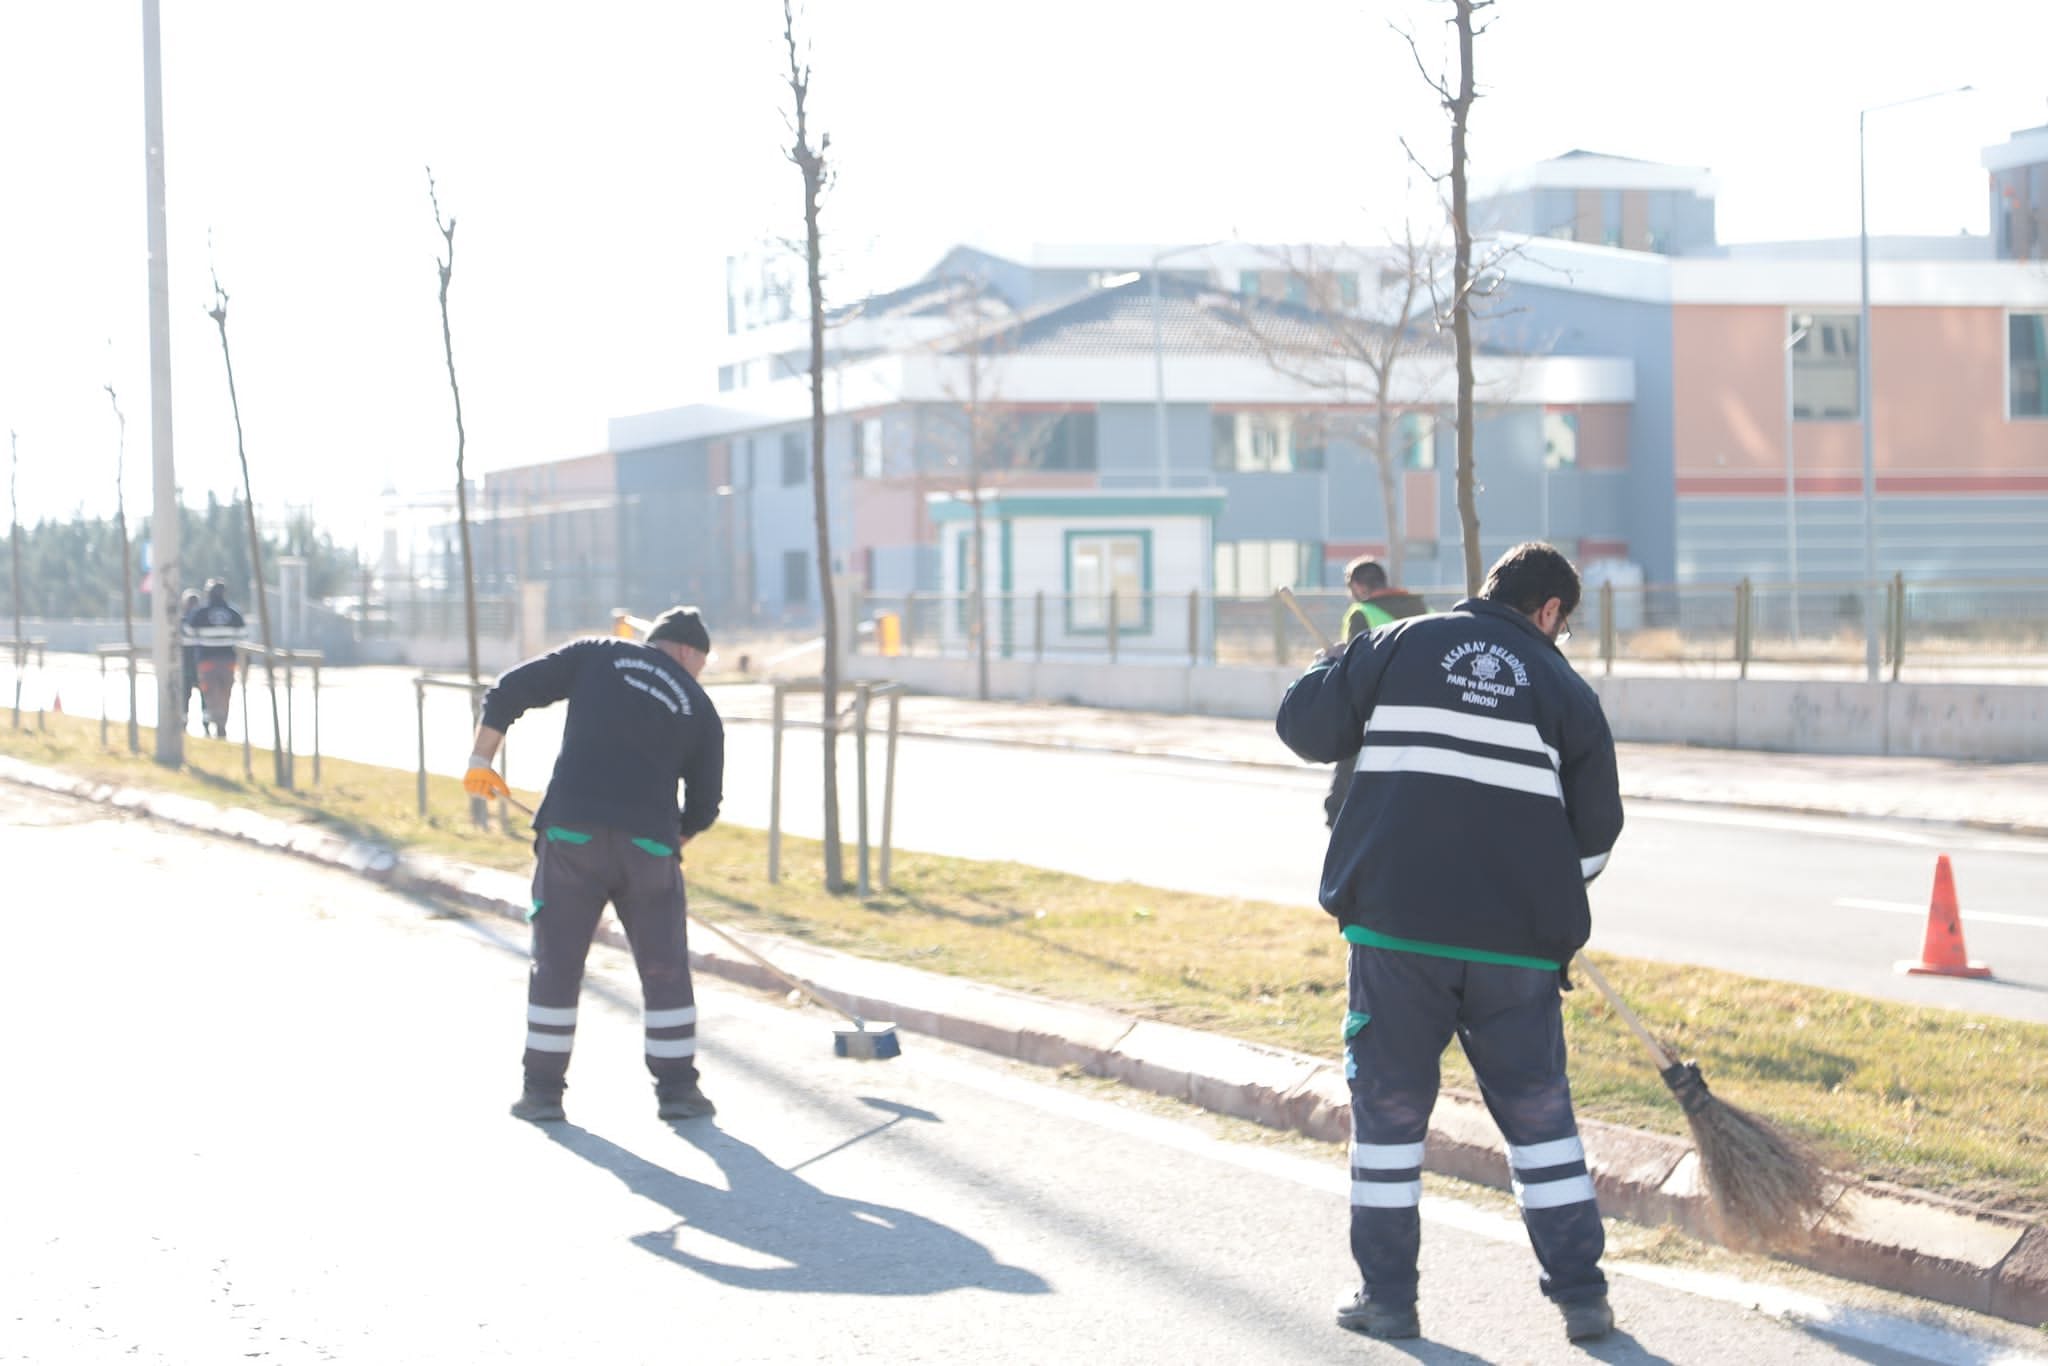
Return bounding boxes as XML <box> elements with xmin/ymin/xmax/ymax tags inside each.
<box><xmin>464</xmin><ymin>606</ymin><xmax>726</xmax><ymax>1125</ymax></box>
<box><xmin>1324</xmin><ymin>558</ymin><xmax>1429</xmax><ymax>827</ymax></box>
<box><xmin>183</xmin><ymin>580</ymin><xmax>247</xmax><ymax>738</ymax></box>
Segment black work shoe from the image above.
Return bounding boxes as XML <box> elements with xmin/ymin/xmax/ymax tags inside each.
<box><xmin>1336</xmin><ymin>1290</ymin><xmax>1420</xmax><ymax>1339</ymax></box>
<box><xmin>1560</xmin><ymin>1295</ymin><xmax>1614</xmax><ymax>1342</ymax></box>
<box><xmin>509</xmin><ymin>1091</ymin><xmax>565</xmax><ymax>1123</ymax></box>
<box><xmin>656</xmin><ymin>1083</ymin><xmax>716</xmax><ymax>1120</ymax></box>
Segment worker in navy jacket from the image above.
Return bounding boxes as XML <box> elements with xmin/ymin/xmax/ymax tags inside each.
<box><xmin>463</xmin><ymin>606</ymin><xmax>724</xmax><ymax>1127</ymax></box>
<box><xmin>1276</xmin><ymin>542</ymin><xmax>1624</xmax><ymax>1346</ymax></box>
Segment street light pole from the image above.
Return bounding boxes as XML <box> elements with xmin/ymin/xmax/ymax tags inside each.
<box><xmin>1857</xmin><ymin>84</ymin><xmax>1971</xmax><ymax>683</ymax></box>
<box><xmin>142</xmin><ymin>0</ymin><xmax>182</xmax><ymax>765</ymax></box>
<box><xmin>1784</xmin><ymin>315</ymin><xmax>1812</xmax><ymax>642</ymax></box>
<box><xmin>1151</xmin><ymin>264</ymin><xmax>1167</xmax><ymax>490</ymax></box>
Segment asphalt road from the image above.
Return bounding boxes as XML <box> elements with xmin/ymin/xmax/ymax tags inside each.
<box><xmin>32</xmin><ymin>655</ymin><xmax>2048</xmax><ymax>1022</ymax></box>
<box><xmin>4</xmin><ymin>785</ymin><xmax>2039</xmax><ymax>1365</ymax></box>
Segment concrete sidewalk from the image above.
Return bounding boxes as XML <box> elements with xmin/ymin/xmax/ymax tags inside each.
<box><xmin>708</xmin><ymin>684</ymin><xmax>2048</xmax><ymax>838</ymax></box>
<box><xmin>5</xmin><ymin>751</ymin><xmax>2043</xmax><ymax>1329</ymax></box>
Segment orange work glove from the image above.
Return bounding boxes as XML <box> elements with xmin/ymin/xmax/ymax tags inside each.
<box><xmin>463</xmin><ymin>762</ymin><xmax>510</xmax><ymax>799</ymax></box>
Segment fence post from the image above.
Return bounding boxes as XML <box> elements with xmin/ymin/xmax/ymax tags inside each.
<box><xmin>854</xmin><ymin>684</ymin><xmax>872</xmax><ymax>897</ymax></box>
<box><xmin>414</xmin><ymin>677</ymin><xmax>427</xmax><ymax>818</ymax></box>
<box><xmin>1034</xmin><ymin>591</ymin><xmax>1045</xmax><ymax>660</ymax></box>
<box><xmin>240</xmin><ymin>654</ymin><xmax>253</xmax><ymax>779</ymax></box>
<box><xmin>1736</xmin><ymin>578</ymin><xmax>1752</xmax><ymax>680</ymax></box>
<box><xmin>1600</xmin><ymin>580</ymin><xmax>1616</xmax><ymax>677</ymax></box>
<box><xmin>99</xmin><ymin>652</ymin><xmax>109</xmax><ymax>748</ymax></box>
<box><xmin>902</xmin><ymin>591</ymin><xmax>917</xmax><ymax>657</ymax></box>
<box><xmin>768</xmin><ymin>683</ymin><xmax>785</xmax><ymax>884</ymax></box>
<box><xmin>283</xmin><ymin>654</ymin><xmax>297</xmax><ymax>790</ymax></box>
<box><xmin>1107</xmin><ymin>593</ymin><xmax>1119</xmax><ymax>664</ymax></box>
<box><xmin>1188</xmin><ymin>588</ymin><xmax>1200</xmax><ymax>666</ymax></box>
<box><xmin>1889</xmin><ymin>571</ymin><xmax>1906</xmax><ymax>682</ymax></box>
<box><xmin>311</xmin><ymin>658</ymin><xmax>322</xmax><ymax>786</ymax></box>
<box><xmin>880</xmin><ymin>688</ymin><xmax>900</xmax><ymax>892</ymax></box>
<box><xmin>126</xmin><ymin>650</ymin><xmax>140</xmax><ymax>754</ymax></box>
<box><xmin>1272</xmin><ymin>593</ymin><xmax>1287</xmax><ymax>665</ymax></box>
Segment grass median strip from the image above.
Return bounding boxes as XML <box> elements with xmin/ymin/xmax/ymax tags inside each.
<box><xmin>6</xmin><ymin>712</ymin><xmax>2044</xmax><ymax>1214</ymax></box>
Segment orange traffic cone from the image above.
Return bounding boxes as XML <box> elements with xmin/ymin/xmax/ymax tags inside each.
<box><xmin>1896</xmin><ymin>855</ymin><xmax>1992</xmax><ymax>979</ymax></box>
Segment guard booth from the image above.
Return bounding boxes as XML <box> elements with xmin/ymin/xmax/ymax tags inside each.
<box><xmin>928</xmin><ymin>488</ymin><xmax>1224</xmax><ymax>659</ymax></box>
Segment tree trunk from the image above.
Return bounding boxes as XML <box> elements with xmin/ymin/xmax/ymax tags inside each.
<box><xmin>1449</xmin><ymin>0</ymin><xmax>1483</xmax><ymax>594</ymax></box>
<box><xmin>8</xmin><ymin>431</ymin><xmax>20</xmax><ymax>730</ymax></box>
<box><xmin>803</xmin><ymin>167</ymin><xmax>844</xmax><ymax>892</ymax></box>
<box><xmin>209</xmin><ymin>293</ymin><xmax>289</xmax><ymax>788</ymax></box>
<box><xmin>113</xmin><ymin>401</ymin><xmax>139</xmax><ymax>751</ymax></box>
<box><xmin>431</xmin><ymin>171</ymin><xmax>487</xmax><ymax>828</ymax></box>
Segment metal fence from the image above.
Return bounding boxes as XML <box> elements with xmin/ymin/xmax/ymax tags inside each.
<box><xmin>853</xmin><ymin>576</ymin><xmax>2048</xmax><ymax>680</ymax></box>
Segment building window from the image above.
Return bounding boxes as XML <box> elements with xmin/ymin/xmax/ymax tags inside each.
<box><xmin>780</xmin><ymin>431</ymin><xmax>807</xmax><ymax>486</ymax></box>
<box><xmin>717</xmin><ymin>364</ymin><xmax>736</xmax><ymax>393</ymax></box>
<box><xmin>1214</xmin><ymin>540</ymin><xmax>1311</xmax><ymax>596</ymax></box>
<box><xmin>2011</xmin><ymin>312</ymin><xmax>2048</xmax><ymax>418</ymax></box>
<box><xmin>854</xmin><ymin>418</ymin><xmax>884</xmax><ymax>479</ymax></box>
<box><xmin>1544</xmin><ymin>410</ymin><xmax>1579</xmax><ymax>469</ymax></box>
<box><xmin>1398</xmin><ymin>413</ymin><xmax>1437</xmax><ymax>470</ymax></box>
<box><xmin>1790</xmin><ymin>314</ymin><xmax>1860</xmax><ymax>420</ymax></box>
<box><xmin>1033</xmin><ymin>412</ymin><xmax>1097</xmax><ymax>471</ymax></box>
<box><xmin>782</xmin><ymin>549</ymin><xmax>809</xmax><ymax>604</ymax></box>
<box><xmin>1212</xmin><ymin>411</ymin><xmax>1322</xmax><ymax>472</ymax></box>
<box><xmin>1067</xmin><ymin>531</ymin><xmax>1149</xmax><ymax>633</ymax></box>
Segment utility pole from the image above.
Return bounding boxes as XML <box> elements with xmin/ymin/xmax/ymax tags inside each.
<box><xmin>142</xmin><ymin>0</ymin><xmax>182</xmax><ymax>765</ymax></box>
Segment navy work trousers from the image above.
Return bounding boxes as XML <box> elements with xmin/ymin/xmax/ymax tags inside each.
<box><xmin>1344</xmin><ymin>944</ymin><xmax>1606</xmax><ymax>1309</ymax></box>
<box><xmin>521</xmin><ymin>826</ymin><xmax>699</xmax><ymax>1099</ymax></box>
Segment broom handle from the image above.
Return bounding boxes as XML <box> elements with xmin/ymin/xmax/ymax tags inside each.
<box><xmin>1572</xmin><ymin>952</ymin><xmax>1677</xmax><ymax>1071</ymax></box>
<box><xmin>1277</xmin><ymin>586</ymin><xmax>1332</xmax><ymax>651</ymax></box>
<box><xmin>502</xmin><ymin>789</ymin><xmax>867</xmax><ymax>1031</ymax></box>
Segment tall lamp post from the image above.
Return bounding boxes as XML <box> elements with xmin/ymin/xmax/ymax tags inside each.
<box><xmin>1150</xmin><ymin>240</ymin><xmax>1231</xmax><ymax>490</ymax></box>
<box><xmin>1783</xmin><ymin>314</ymin><xmax>1813</xmax><ymax>641</ymax></box>
<box><xmin>1858</xmin><ymin>85</ymin><xmax>1971</xmax><ymax>681</ymax></box>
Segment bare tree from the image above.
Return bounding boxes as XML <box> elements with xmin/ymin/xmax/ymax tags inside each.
<box><xmin>106</xmin><ymin>379</ymin><xmax>139</xmax><ymax>751</ymax></box>
<box><xmin>8</xmin><ymin>428</ymin><xmax>19</xmax><ymax>730</ymax></box>
<box><xmin>782</xmin><ymin>0</ymin><xmax>845</xmax><ymax>892</ymax></box>
<box><xmin>206</xmin><ymin>268</ymin><xmax>288</xmax><ymax>787</ymax></box>
<box><xmin>428</xmin><ymin>168</ymin><xmax>488</xmax><ymax>827</ymax></box>
<box><xmin>929</xmin><ymin>274</ymin><xmax>1057</xmax><ymax>700</ymax></box>
<box><xmin>1401</xmin><ymin>0</ymin><xmax>1491</xmax><ymax>592</ymax></box>
<box><xmin>1238</xmin><ymin>231</ymin><xmax>1445</xmax><ymax>585</ymax></box>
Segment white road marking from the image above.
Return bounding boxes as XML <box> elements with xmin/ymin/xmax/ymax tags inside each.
<box><xmin>1835</xmin><ymin>897</ymin><xmax>2048</xmax><ymax>931</ymax></box>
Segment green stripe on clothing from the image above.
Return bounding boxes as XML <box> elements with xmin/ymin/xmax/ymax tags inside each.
<box><xmin>630</xmin><ymin>837</ymin><xmax>675</xmax><ymax>858</ymax></box>
<box><xmin>1342</xmin><ymin>923</ymin><xmax>1560</xmax><ymax>971</ymax></box>
<box><xmin>543</xmin><ymin>827</ymin><xmax>592</xmax><ymax>844</ymax></box>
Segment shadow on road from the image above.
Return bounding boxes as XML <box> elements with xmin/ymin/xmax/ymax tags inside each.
<box><xmin>543</xmin><ymin>1120</ymin><xmax>1049</xmax><ymax>1297</ymax></box>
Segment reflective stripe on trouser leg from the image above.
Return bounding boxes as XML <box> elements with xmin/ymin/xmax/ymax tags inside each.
<box><xmin>524</xmin><ymin>835</ymin><xmax>610</xmax><ymax>1095</ymax></box>
<box><xmin>1457</xmin><ymin>959</ymin><xmax>1607</xmax><ymax>1303</ymax></box>
<box><xmin>611</xmin><ymin>833</ymin><xmax>699</xmax><ymax>1087</ymax></box>
<box><xmin>1346</xmin><ymin>944</ymin><xmax>1459</xmax><ymax>1308</ymax></box>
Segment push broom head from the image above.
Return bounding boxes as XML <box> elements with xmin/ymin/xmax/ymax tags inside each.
<box><xmin>1662</xmin><ymin>1060</ymin><xmax>1834</xmax><ymax>1251</ymax></box>
<box><xmin>835</xmin><ymin>1021</ymin><xmax>902</xmax><ymax>1061</ymax></box>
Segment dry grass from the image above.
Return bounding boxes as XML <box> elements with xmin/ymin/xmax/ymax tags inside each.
<box><xmin>5</xmin><ymin>711</ymin><xmax>2045</xmax><ymax>1213</ymax></box>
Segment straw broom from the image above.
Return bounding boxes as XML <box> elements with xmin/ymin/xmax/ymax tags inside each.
<box><xmin>1572</xmin><ymin>955</ymin><xmax>1831</xmax><ymax>1249</ymax></box>
<box><xmin>1274</xmin><ymin>589</ymin><xmax>1834</xmax><ymax>1249</ymax></box>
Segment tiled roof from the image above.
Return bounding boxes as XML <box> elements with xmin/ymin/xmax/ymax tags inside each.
<box><xmin>944</xmin><ymin>276</ymin><xmax>1452</xmax><ymax>362</ymax></box>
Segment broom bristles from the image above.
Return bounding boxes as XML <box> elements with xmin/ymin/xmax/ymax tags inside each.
<box><xmin>1663</xmin><ymin>1060</ymin><xmax>1834</xmax><ymax>1251</ymax></box>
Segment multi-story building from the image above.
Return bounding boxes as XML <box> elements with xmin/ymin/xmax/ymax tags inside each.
<box><xmin>485</xmin><ymin>134</ymin><xmax>2048</xmax><ymax>630</ymax></box>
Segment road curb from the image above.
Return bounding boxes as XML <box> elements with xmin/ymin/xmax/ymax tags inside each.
<box><xmin>6</xmin><ymin>753</ymin><xmax>2043</xmax><ymax>1328</ymax></box>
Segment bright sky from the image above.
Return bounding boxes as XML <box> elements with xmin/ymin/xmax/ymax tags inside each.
<box><xmin>1</xmin><ymin>1</ymin><xmax>2043</xmax><ymax>547</ymax></box>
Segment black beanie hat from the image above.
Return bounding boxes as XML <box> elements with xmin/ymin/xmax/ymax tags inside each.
<box><xmin>645</xmin><ymin>605</ymin><xmax>711</xmax><ymax>653</ymax></box>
